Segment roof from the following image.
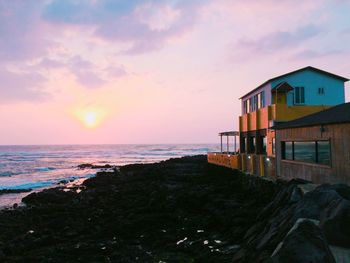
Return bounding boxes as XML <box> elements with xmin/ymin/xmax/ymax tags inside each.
<box><xmin>273</xmin><ymin>103</ymin><xmax>350</xmax><ymax>129</ymax></box>
<box><xmin>240</xmin><ymin>66</ymin><xmax>349</xmax><ymax>100</ymax></box>
<box><xmin>271</xmin><ymin>82</ymin><xmax>294</xmax><ymax>93</ymax></box>
<box><xmin>219</xmin><ymin>131</ymin><xmax>239</xmax><ymax>136</ymax></box>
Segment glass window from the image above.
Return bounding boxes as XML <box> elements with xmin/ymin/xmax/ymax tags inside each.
<box><xmin>243</xmin><ymin>100</ymin><xmax>248</xmax><ymax>114</ymax></box>
<box><xmin>272</xmin><ymin>137</ymin><xmax>276</xmax><ymax>154</ymax></box>
<box><xmin>295</xmin><ymin>87</ymin><xmax>305</xmax><ymax>104</ymax></box>
<box><xmin>318</xmin><ymin>87</ymin><xmax>325</xmax><ymax>95</ymax></box>
<box><xmin>284</xmin><ymin>142</ymin><xmax>293</xmax><ymax>160</ymax></box>
<box><xmin>294</xmin><ymin>141</ymin><xmax>316</xmax><ymax>163</ymax></box>
<box><xmin>249</xmin><ymin>97</ymin><xmax>254</xmax><ymax>112</ymax></box>
<box><xmin>317</xmin><ymin>141</ymin><xmax>330</xmax><ymax>165</ymax></box>
<box><xmin>260</xmin><ymin>91</ymin><xmax>265</xmax><ymax>108</ymax></box>
<box><xmin>282</xmin><ymin>140</ymin><xmax>331</xmax><ymax>166</ymax></box>
<box><xmin>257</xmin><ymin>93</ymin><xmax>261</xmax><ymax>109</ymax></box>
<box><xmin>262</xmin><ymin>136</ymin><xmax>267</xmax><ymax>154</ymax></box>
<box><xmin>249</xmin><ymin>137</ymin><xmax>256</xmax><ymax>153</ymax></box>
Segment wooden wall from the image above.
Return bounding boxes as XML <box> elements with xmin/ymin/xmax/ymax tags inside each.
<box><xmin>276</xmin><ymin>123</ymin><xmax>350</xmax><ymax>185</ymax></box>
<box><xmin>207</xmin><ymin>153</ymin><xmax>276</xmax><ymax>178</ymax></box>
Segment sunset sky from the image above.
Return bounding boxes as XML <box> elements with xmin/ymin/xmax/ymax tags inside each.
<box><xmin>1</xmin><ymin>0</ymin><xmax>350</xmax><ymax>145</ymax></box>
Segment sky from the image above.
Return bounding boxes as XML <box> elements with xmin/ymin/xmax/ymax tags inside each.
<box><xmin>1</xmin><ymin>0</ymin><xmax>350</xmax><ymax>145</ymax></box>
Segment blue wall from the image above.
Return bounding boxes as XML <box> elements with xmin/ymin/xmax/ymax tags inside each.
<box><xmin>271</xmin><ymin>69</ymin><xmax>346</xmax><ymax>106</ymax></box>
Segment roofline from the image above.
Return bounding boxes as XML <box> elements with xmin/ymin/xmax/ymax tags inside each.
<box><xmin>239</xmin><ymin>66</ymin><xmax>349</xmax><ymax>100</ymax></box>
<box><xmin>273</xmin><ymin>120</ymin><xmax>350</xmax><ymax>130</ymax></box>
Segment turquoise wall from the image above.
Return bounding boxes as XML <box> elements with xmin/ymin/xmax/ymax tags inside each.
<box><xmin>271</xmin><ymin>69</ymin><xmax>346</xmax><ymax>106</ymax></box>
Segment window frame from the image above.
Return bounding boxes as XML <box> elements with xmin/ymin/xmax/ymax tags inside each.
<box><xmin>281</xmin><ymin>139</ymin><xmax>331</xmax><ymax>166</ymax></box>
<box><xmin>294</xmin><ymin>86</ymin><xmax>305</xmax><ymax>105</ymax></box>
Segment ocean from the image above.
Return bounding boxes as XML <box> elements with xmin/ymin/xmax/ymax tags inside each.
<box><xmin>0</xmin><ymin>144</ymin><xmax>218</xmax><ymax>207</ymax></box>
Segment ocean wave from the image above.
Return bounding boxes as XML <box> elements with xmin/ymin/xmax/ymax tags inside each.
<box><xmin>35</xmin><ymin>167</ymin><xmax>56</xmax><ymax>172</ymax></box>
<box><xmin>0</xmin><ymin>173</ymin><xmax>96</xmax><ymax>191</ymax></box>
<box><xmin>0</xmin><ymin>171</ymin><xmax>14</xmax><ymax>177</ymax></box>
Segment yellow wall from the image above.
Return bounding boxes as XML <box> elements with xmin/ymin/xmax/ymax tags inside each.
<box><xmin>273</xmin><ymin>104</ymin><xmax>331</xmax><ymax>122</ymax></box>
<box><xmin>207</xmin><ymin>153</ymin><xmax>276</xmax><ymax>178</ymax></box>
<box><xmin>239</xmin><ymin>104</ymin><xmax>331</xmax><ymax>133</ymax></box>
<box><xmin>207</xmin><ymin>153</ymin><xmax>241</xmax><ymax>170</ymax></box>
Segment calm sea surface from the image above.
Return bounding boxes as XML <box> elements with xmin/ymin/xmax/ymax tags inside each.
<box><xmin>0</xmin><ymin>144</ymin><xmax>218</xmax><ymax>207</ymax></box>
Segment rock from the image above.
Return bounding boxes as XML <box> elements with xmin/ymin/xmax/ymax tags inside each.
<box><xmin>320</xmin><ymin>198</ymin><xmax>350</xmax><ymax>247</ymax></box>
<box><xmin>0</xmin><ymin>188</ymin><xmax>32</xmax><ymax>195</ymax></box>
<box><xmin>271</xmin><ymin>219</ymin><xmax>336</xmax><ymax>263</ymax></box>
<box><xmin>77</xmin><ymin>163</ymin><xmax>94</xmax><ymax>169</ymax></box>
<box><xmin>78</xmin><ymin>163</ymin><xmax>113</xmax><ymax>169</ymax></box>
<box><xmin>22</xmin><ymin>188</ymin><xmax>76</xmax><ymax>206</ymax></box>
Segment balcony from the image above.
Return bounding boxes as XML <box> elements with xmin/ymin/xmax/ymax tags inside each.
<box><xmin>240</xmin><ymin>104</ymin><xmax>331</xmax><ymax>132</ymax></box>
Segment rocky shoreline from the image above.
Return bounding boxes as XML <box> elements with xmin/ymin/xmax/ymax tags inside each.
<box><xmin>0</xmin><ymin>155</ymin><xmax>349</xmax><ymax>262</ymax></box>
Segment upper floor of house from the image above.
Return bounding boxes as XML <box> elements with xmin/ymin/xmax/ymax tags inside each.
<box><xmin>239</xmin><ymin>66</ymin><xmax>349</xmax><ymax>133</ymax></box>
<box><xmin>240</xmin><ymin>66</ymin><xmax>348</xmax><ymax>116</ymax></box>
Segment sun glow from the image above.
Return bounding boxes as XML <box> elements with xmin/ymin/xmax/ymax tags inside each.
<box><xmin>74</xmin><ymin>107</ymin><xmax>107</xmax><ymax>129</ymax></box>
<box><xmin>83</xmin><ymin>112</ymin><xmax>98</xmax><ymax>128</ymax></box>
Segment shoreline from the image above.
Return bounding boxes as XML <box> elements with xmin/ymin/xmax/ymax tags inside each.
<box><xmin>0</xmin><ymin>155</ymin><xmax>348</xmax><ymax>262</ymax></box>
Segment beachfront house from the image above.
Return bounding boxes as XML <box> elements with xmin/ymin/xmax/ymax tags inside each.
<box><xmin>208</xmin><ymin>66</ymin><xmax>349</xmax><ymax>183</ymax></box>
<box><xmin>274</xmin><ymin>103</ymin><xmax>350</xmax><ymax>185</ymax></box>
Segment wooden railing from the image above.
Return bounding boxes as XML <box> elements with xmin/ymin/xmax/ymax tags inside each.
<box><xmin>239</xmin><ymin>104</ymin><xmax>331</xmax><ymax>132</ymax></box>
<box><xmin>207</xmin><ymin>153</ymin><xmax>276</xmax><ymax>178</ymax></box>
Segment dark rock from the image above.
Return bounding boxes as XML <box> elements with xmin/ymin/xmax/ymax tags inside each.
<box><xmin>271</xmin><ymin>219</ymin><xmax>336</xmax><ymax>263</ymax></box>
<box><xmin>78</xmin><ymin>163</ymin><xmax>113</xmax><ymax>169</ymax></box>
<box><xmin>320</xmin><ymin>198</ymin><xmax>350</xmax><ymax>247</ymax></box>
<box><xmin>0</xmin><ymin>188</ymin><xmax>32</xmax><ymax>195</ymax></box>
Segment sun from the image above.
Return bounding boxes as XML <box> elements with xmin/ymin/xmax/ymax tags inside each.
<box><xmin>73</xmin><ymin>106</ymin><xmax>107</xmax><ymax>129</ymax></box>
<box><xmin>83</xmin><ymin>112</ymin><xmax>98</xmax><ymax>128</ymax></box>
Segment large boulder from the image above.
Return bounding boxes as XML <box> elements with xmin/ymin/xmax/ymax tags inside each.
<box><xmin>271</xmin><ymin>219</ymin><xmax>336</xmax><ymax>263</ymax></box>
<box><xmin>320</xmin><ymin>198</ymin><xmax>350</xmax><ymax>248</ymax></box>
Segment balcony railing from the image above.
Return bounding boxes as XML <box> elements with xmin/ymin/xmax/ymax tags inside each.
<box><xmin>239</xmin><ymin>104</ymin><xmax>331</xmax><ymax>132</ymax></box>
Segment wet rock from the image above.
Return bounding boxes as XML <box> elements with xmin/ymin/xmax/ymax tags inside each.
<box><xmin>0</xmin><ymin>189</ymin><xmax>32</xmax><ymax>195</ymax></box>
<box><xmin>320</xmin><ymin>198</ymin><xmax>350</xmax><ymax>247</ymax></box>
<box><xmin>78</xmin><ymin>163</ymin><xmax>113</xmax><ymax>169</ymax></box>
<box><xmin>271</xmin><ymin>219</ymin><xmax>336</xmax><ymax>263</ymax></box>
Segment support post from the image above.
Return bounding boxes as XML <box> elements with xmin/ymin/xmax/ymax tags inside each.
<box><xmin>220</xmin><ymin>135</ymin><xmax>223</xmax><ymax>153</ymax></box>
<box><xmin>227</xmin><ymin>136</ymin><xmax>229</xmax><ymax>153</ymax></box>
<box><xmin>234</xmin><ymin>135</ymin><xmax>237</xmax><ymax>153</ymax></box>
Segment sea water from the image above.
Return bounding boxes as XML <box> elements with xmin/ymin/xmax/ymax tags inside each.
<box><xmin>0</xmin><ymin>144</ymin><xmax>218</xmax><ymax>207</ymax></box>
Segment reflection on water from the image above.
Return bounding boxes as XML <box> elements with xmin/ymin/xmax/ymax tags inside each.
<box><xmin>0</xmin><ymin>144</ymin><xmax>219</xmax><ymax>207</ymax></box>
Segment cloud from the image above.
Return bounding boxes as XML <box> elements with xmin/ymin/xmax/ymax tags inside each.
<box><xmin>292</xmin><ymin>49</ymin><xmax>344</xmax><ymax>60</ymax></box>
<box><xmin>234</xmin><ymin>24</ymin><xmax>322</xmax><ymax>55</ymax></box>
<box><xmin>42</xmin><ymin>0</ymin><xmax>206</xmax><ymax>54</ymax></box>
<box><xmin>0</xmin><ymin>68</ymin><xmax>49</xmax><ymax>103</ymax></box>
<box><xmin>35</xmin><ymin>56</ymin><xmax>128</xmax><ymax>89</ymax></box>
<box><xmin>0</xmin><ymin>0</ymin><xmax>56</xmax><ymax>62</ymax></box>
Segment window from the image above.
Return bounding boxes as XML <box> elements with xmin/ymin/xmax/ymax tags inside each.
<box><xmin>262</xmin><ymin>136</ymin><xmax>267</xmax><ymax>154</ymax></box>
<box><xmin>243</xmin><ymin>100</ymin><xmax>248</xmax><ymax>114</ymax></box>
<box><xmin>260</xmin><ymin>91</ymin><xmax>265</xmax><ymax>108</ymax></box>
<box><xmin>257</xmin><ymin>93</ymin><xmax>261</xmax><ymax>109</ymax></box>
<box><xmin>284</xmin><ymin>142</ymin><xmax>293</xmax><ymax>160</ymax></box>
<box><xmin>249</xmin><ymin>97</ymin><xmax>254</xmax><ymax>112</ymax></box>
<box><xmin>249</xmin><ymin>137</ymin><xmax>256</xmax><ymax>153</ymax></box>
<box><xmin>318</xmin><ymin>87</ymin><xmax>325</xmax><ymax>95</ymax></box>
<box><xmin>294</xmin><ymin>141</ymin><xmax>316</xmax><ymax>163</ymax></box>
<box><xmin>253</xmin><ymin>95</ymin><xmax>257</xmax><ymax>111</ymax></box>
<box><xmin>282</xmin><ymin>140</ymin><xmax>331</xmax><ymax>166</ymax></box>
<box><xmin>295</xmin><ymin>87</ymin><xmax>305</xmax><ymax>104</ymax></box>
<box><xmin>272</xmin><ymin>137</ymin><xmax>276</xmax><ymax>155</ymax></box>
<box><xmin>317</xmin><ymin>141</ymin><xmax>331</xmax><ymax>165</ymax></box>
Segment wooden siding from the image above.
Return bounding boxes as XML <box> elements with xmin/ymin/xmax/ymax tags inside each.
<box><xmin>276</xmin><ymin>123</ymin><xmax>350</xmax><ymax>185</ymax></box>
<box><xmin>239</xmin><ymin>104</ymin><xmax>331</xmax><ymax>133</ymax></box>
<box><xmin>274</xmin><ymin>104</ymin><xmax>331</xmax><ymax>122</ymax></box>
<box><xmin>207</xmin><ymin>153</ymin><xmax>276</xmax><ymax>178</ymax></box>
<box><xmin>207</xmin><ymin>153</ymin><xmax>241</xmax><ymax>170</ymax></box>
